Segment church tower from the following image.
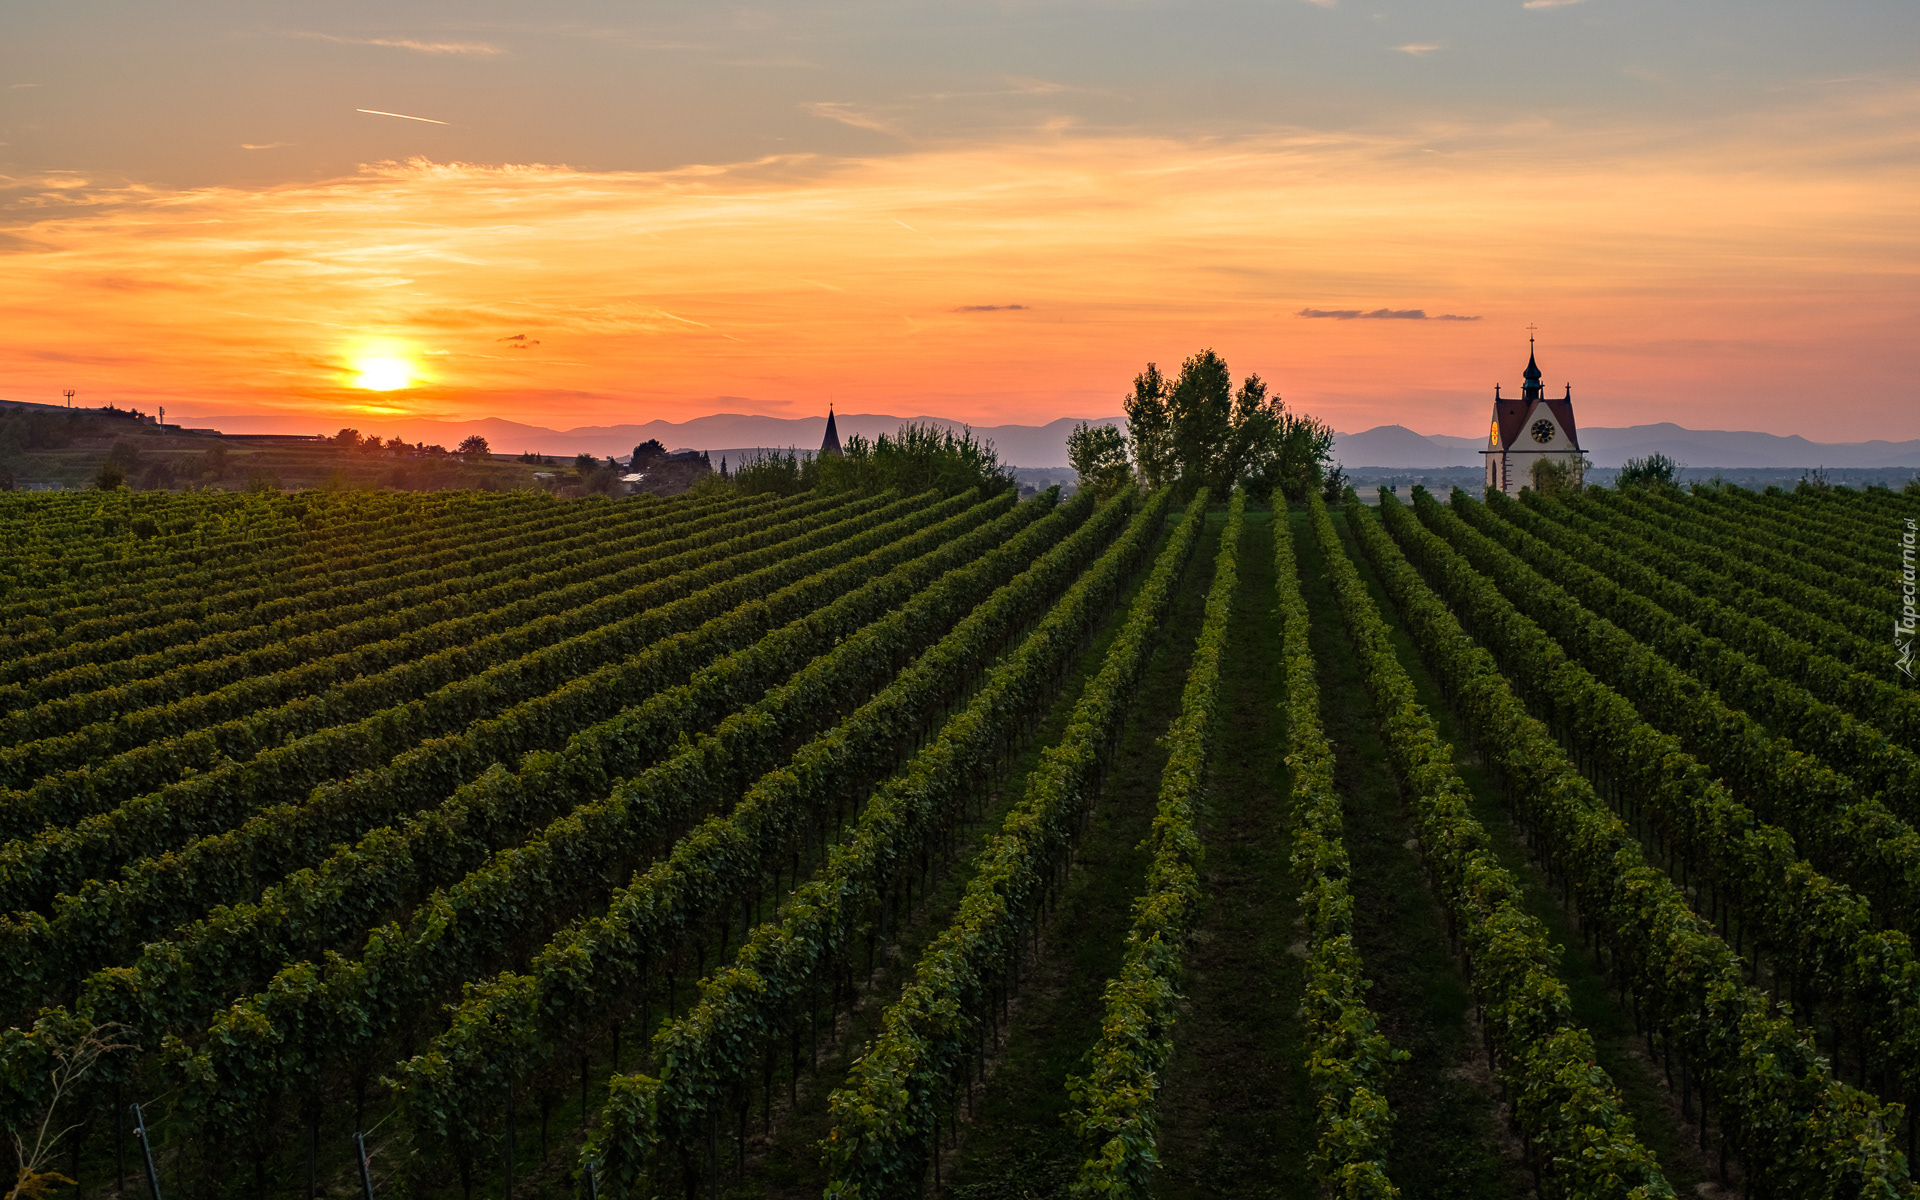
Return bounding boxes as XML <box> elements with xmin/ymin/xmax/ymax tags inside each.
<box><xmin>820</xmin><ymin>405</ymin><xmax>843</xmax><ymax>457</ymax></box>
<box><xmin>1482</xmin><ymin>337</ymin><xmax>1586</xmax><ymax>495</ymax></box>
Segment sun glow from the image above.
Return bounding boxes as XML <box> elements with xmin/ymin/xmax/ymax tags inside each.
<box><xmin>353</xmin><ymin>355</ymin><xmax>417</xmax><ymax>391</ymax></box>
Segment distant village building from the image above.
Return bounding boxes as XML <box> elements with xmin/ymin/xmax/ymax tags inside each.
<box><xmin>1483</xmin><ymin>339</ymin><xmax>1587</xmax><ymax>495</ymax></box>
<box><xmin>820</xmin><ymin>406</ymin><xmax>843</xmax><ymax>457</ymax></box>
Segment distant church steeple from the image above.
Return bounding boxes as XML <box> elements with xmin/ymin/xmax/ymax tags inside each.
<box><xmin>1481</xmin><ymin>330</ymin><xmax>1587</xmax><ymax>496</ymax></box>
<box><xmin>1521</xmin><ymin>336</ymin><xmax>1544</xmax><ymax>401</ymax></box>
<box><xmin>821</xmin><ymin>405</ymin><xmax>843</xmax><ymax>457</ymax></box>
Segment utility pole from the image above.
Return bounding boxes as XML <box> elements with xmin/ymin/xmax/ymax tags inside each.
<box><xmin>62</xmin><ymin>388</ymin><xmax>75</xmax><ymax>409</ymax></box>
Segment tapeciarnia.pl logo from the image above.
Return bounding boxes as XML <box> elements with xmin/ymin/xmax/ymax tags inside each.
<box><xmin>1900</xmin><ymin>516</ymin><xmax>1916</xmax><ymax>680</ymax></box>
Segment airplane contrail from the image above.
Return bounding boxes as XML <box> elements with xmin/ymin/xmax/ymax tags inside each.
<box><xmin>355</xmin><ymin>108</ymin><xmax>449</xmax><ymax>125</ymax></box>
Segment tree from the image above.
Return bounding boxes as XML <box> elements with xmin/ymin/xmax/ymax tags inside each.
<box><xmin>573</xmin><ymin>452</ymin><xmax>598</xmax><ymax>474</ymax></box>
<box><xmin>1066</xmin><ymin>422</ymin><xmax>1132</xmax><ymax>501</ymax></box>
<box><xmin>1616</xmin><ymin>452</ymin><xmax>1679</xmax><ymax>490</ymax></box>
<box><xmin>333</xmin><ymin>428</ymin><xmax>362</xmax><ymax>450</ymax></box>
<box><xmin>1167</xmin><ymin>349</ymin><xmax>1235</xmax><ymax>495</ymax></box>
<box><xmin>104</xmin><ymin>439</ymin><xmax>142</xmax><ymax>475</ymax></box>
<box><xmin>458</xmin><ymin>434</ymin><xmax>490</xmax><ymax>461</ymax></box>
<box><xmin>631</xmin><ymin>439</ymin><xmax>667</xmax><ymax>469</ymax></box>
<box><xmin>1126</xmin><ymin>351</ymin><xmax>1336</xmax><ymax>502</ymax></box>
<box><xmin>1528</xmin><ymin>455</ymin><xmax>1585</xmax><ymax>496</ymax></box>
<box><xmin>1247</xmin><ymin>404</ymin><xmax>1335</xmax><ymax>504</ymax></box>
<box><xmin>813</xmin><ymin>423</ymin><xmax>1013</xmax><ymax>497</ymax></box>
<box><xmin>1123</xmin><ymin>363</ymin><xmax>1177</xmax><ymax>491</ymax></box>
<box><xmin>93</xmin><ymin>463</ymin><xmax>125</xmax><ymax>491</ymax></box>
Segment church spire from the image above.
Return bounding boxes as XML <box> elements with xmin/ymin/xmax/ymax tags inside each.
<box><xmin>1521</xmin><ymin>336</ymin><xmax>1544</xmax><ymax>401</ymax></box>
<box><xmin>821</xmin><ymin>405</ymin><xmax>843</xmax><ymax>457</ymax></box>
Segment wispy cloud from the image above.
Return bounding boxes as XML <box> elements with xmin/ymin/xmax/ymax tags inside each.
<box><xmin>9</xmin><ymin>83</ymin><xmax>41</xmax><ymax>90</ymax></box>
<box><xmin>497</xmin><ymin>334</ymin><xmax>541</xmax><ymax>349</ymax></box>
<box><xmin>298</xmin><ymin>32</ymin><xmax>504</xmax><ymax>57</ymax></box>
<box><xmin>240</xmin><ymin>142</ymin><xmax>291</xmax><ymax>151</ymax></box>
<box><xmin>1395</xmin><ymin>43</ymin><xmax>1443</xmax><ymax>56</ymax></box>
<box><xmin>1</xmin><ymin>108</ymin><xmax>1909</xmax><ymax>431</ymax></box>
<box><xmin>356</xmin><ymin>108</ymin><xmax>450</xmax><ymax>125</ymax></box>
<box><xmin>1522</xmin><ymin>0</ymin><xmax>1586</xmax><ymax>8</ymax></box>
<box><xmin>1297</xmin><ymin>307</ymin><xmax>1480</xmax><ymax>320</ymax></box>
<box><xmin>801</xmin><ymin>101</ymin><xmax>898</xmax><ymax>135</ymax></box>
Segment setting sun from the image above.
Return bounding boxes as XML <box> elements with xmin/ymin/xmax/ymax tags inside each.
<box><xmin>353</xmin><ymin>356</ymin><xmax>417</xmax><ymax>392</ymax></box>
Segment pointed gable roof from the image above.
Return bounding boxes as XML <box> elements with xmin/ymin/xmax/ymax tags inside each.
<box><xmin>1491</xmin><ymin>342</ymin><xmax>1581</xmax><ymax>451</ymax></box>
<box><xmin>820</xmin><ymin>406</ymin><xmax>843</xmax><ymax>457</ymax></box>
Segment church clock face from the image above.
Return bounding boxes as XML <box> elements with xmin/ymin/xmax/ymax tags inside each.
<box><xmin>1530</xmin><ymin>419</ymin><xmax>1555</xmax><ymax>444</ymax></box>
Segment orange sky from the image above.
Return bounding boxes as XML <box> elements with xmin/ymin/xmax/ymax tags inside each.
<box><xmin>4</xmin><ymin>82</ymin><xmax>1917</xmax><ymax>440</ymax></box>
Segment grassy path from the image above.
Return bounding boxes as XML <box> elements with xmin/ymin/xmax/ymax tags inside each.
<box><xmin>1151</xmin><ymin>510</ymin><xmax>1315</xmax><ymax>1200</ymax></box>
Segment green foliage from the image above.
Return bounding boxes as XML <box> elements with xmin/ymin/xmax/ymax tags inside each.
<box><xmin>1459</xmin><ymin>488</ymin><xmax>1920</xmax><ymax>928</ymax></box>
<box><xmin>736</xmin><ymin>425</ymin><xmax>1014</xmax><ymax>500</ymax></box>
<box><xmin>821</xmin><ymin>423</ymin><xmax>1014</xmax><ymax>497</ymax></box>
<box><xmin>1167</xmin><ymin>351</ymin><xmax>1236</xmax><ymax>496</ymax></box>
<box><xmin>103</xmin><ymin>440</ymin><xmax>142</xmax><ymax>474</ymax></box>
<box><xmin>1242</xmin><ymin>383</ymin><xmax>1336</xmax><ymax>505</ymax></box>
<box><xmin>1125</xmin><ymin>351</ymin><xmax>1335</xmax><ymax>501</ymax></box>
<box><xmin>1525</xmin><ymin>455</ymin><xmax>1584</xmax><ymax>495</ymax></box>
<box><xmin>1276</xmin><ymin>506</ymin><xmax>1401</xmax><ymax>1197</ymax></box>
<box><xmin>1325</xmin><ymin>492</ymin><xmax>1676</xmax><ymax>1200</ymax></box>
<box><xmin>1123</xmin><ymin>364</ymin><xmax>1178</xmax><ymax>492</ymax></box>
<box><xmin>595</xmin><ymin>491</ymin><xmax>1157</xmax><ymax>1193</ymax></box>
<box><xmin>90</xmin><ymin>463</ymin><xmax>124</xmax><ymax>491</ymax></box>
<box><xmin>391</xmin><ymin>491</ymin><xmax>1091</xmax><ymax>1175</ymax></box>
<box><xmin>40</xmin><ymin>492</ymin><xmax>1000</xmax><ymax>1141</ymax></box>
<box><xmin>1386</xmin><ymin>488</ymin><xmax>1920</xmax><ymax>1156</ymax></box>
<box><xmin>1065</xmin><ymin>491</ymin><xmax>1241</xmax><ymax>1199</ymax></box>
<box><xmin>457</xmin><ymin>434</ymin><xmax>490</xmax><ymax>460</ymax></box>
<box><xmin>1615</xmin><ymin>452</ymin><xmax>1680</xmax><ymax>490</ymax></box>
<box><xmin>821</xmin><ymin>489</ymin><xmax>1193</xmax><ymax>1200</ymax></box>
<box><xmin>631</xmin><ymin>439</ymin><xmax>667</xmax><ymax>468</ymax></box>
<box><xmin>0</xmin><ymin>493</ymin><xmax>919</xmax><ymax>1030</ymax></box>
<box><xmin>1067</xmin><ymin>421</ymin><xmax>1132</xmax><ymax>501</ymax></box>
<box><xmin>734</xmin><ymin>446</ymin><xmax>810</xmax><ymax>496</ymax></box>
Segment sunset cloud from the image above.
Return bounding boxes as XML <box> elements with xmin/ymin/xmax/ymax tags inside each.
<box><xmin>355</xmin><ymin>109</ymin><xmax>450</xmax><ymax>125</ymax></box>
<box><xmin>801</xmin><ymin>102</ymin><xmax>898</xmax><ymax>135</ymax></box>
<box><xmin>1395</xmin><ymin>43</ymin><xmax>1443</xmax><ymax>56</ymax></box>
<box><xmin>0</xmin><ymin>95</ymin><xmax>1913</xmax><ymax>436</ymax></box>
<box><xmin>298</xmin><ymin>33</ymin><xmax>505</xmax><ymax>57</ymax></box>
<box><xmin>1297</xmin><ymin>308</ymin><xmax>1480</xmax><ymax>321</ymax></box>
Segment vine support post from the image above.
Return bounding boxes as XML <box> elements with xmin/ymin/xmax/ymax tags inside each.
<box><xmin>354</xmin><ymin>1131</ymin><xmax>377</xmax><ymax>1200</ymax></box>
<box><xmin>131</xmin><ymin>1102</ymin><xmax>163</xmax><ymax>1200</ymax></box>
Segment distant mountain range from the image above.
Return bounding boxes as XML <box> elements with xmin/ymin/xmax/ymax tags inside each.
<box><xmin>1333</xmin><ymin>422</ymin><xmax>1920</xmax><ymax>470</ymax></box>
<box><xmin>191</xmin><ymin>412</ymin><xmax>1125</xmax><ymax>469</ymax></box>
<box><xmin>159</xmin><ymin>410</ymin><xmax>1920</xmax><ymax>470</ymax></box>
